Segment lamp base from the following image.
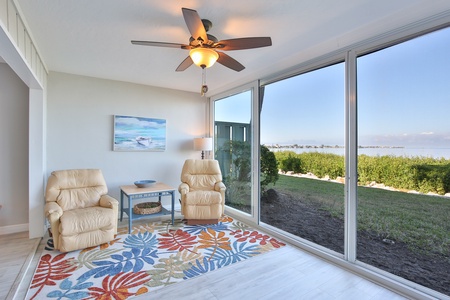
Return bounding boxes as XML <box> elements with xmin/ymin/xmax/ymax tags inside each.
<box><xmin>201</xmin><ymin>151</ymin><xmax>205</xmax><ymax>160</ymax></box>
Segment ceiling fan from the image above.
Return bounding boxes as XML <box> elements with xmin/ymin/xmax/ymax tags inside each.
<box><xmin>131</xmin><ymin>7</ymin><xmax>272</xmax><ymax>72</ymax></box>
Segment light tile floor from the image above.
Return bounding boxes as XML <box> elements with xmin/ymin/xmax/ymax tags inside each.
<box><xmin>8</xmin><ymin>218</ymin><xmax>410</xmax><ymax>300</ymax></box>
<box><xmin>138</xmin><ymin>245</ymin><xmax>408</xmax><ymax>300</ymax></box>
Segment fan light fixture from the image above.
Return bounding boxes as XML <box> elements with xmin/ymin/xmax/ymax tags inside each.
<box><xmin>189</xmin><ymin>48</ymin><xmax>219</xmax><ymax>69</ymax></box>
<box><xmin>131</xmin><ymin>8</ymin><xmax>272</xmax><ymax>96</ymax></box>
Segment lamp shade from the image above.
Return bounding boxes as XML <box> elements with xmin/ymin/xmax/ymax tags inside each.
<box><xmin>189</xmin><ymin>48</ymin><xmax>219</xmax><ymax>68</ymax></box>
<box><xmin>194</xmin><ymin>137</ymin><xmax>213</xmax><ymax>151</ymax></box>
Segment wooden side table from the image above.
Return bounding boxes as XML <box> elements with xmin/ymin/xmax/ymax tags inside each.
<box><xmin>120</xmin><ymin>182</ymin><xmax>175</xmax><ymax>234</ymax></box>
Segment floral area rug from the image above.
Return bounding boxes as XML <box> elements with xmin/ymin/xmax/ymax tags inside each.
<box><xmin>26</xmin><ymin>216</ymin><xmax>286</xmax><ymax>299</ymax></box>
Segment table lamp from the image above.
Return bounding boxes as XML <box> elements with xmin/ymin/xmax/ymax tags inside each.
<box><xmin>194</xmin><ymin>137</ymin><xmax>213</xmax><ymax>159</ymax></box>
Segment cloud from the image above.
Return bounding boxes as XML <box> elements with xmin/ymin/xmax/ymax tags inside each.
<box><xmin>116</xmin><ymin>116</ymin><xmax>165</xmax><ymax>129</ymax></box>
<box><xmin>360</xmin><ymin>131</ymin><xmax>450</xmax><ymax>147</ymax></box>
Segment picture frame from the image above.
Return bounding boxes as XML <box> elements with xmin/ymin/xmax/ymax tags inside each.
<box><xmin>113</xmin><ymin>115</ymin><xmax>166</xmax><ymax>151</ymax></box>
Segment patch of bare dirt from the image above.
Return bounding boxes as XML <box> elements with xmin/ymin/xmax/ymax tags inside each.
<box><xmin>260</xmin><ymin>188</ymin><xmax>450</xmax><ymax>296</ymax></box>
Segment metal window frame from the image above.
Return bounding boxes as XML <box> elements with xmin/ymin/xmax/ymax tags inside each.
<box><xmin>210</xmin><ymin>81</ymin><xmax>260</xmax><ymax>225</ymax></box>
<box><xmin>209</xmin><ymin>11</ymin><xmax>450</xmax><ymax>299</ymax></box>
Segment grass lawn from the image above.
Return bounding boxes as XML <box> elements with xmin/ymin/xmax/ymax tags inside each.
<box><xmin>266</xmin><ymin>174</ymin><xmax>450</xmax><ymax>256</ymax></box>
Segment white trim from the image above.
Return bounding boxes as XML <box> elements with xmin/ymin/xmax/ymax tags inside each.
<box><xmin>251</xmin><ymin>80</ymin><xmax>260</xmax><ymax>224</ymax></box>
<box><xmin>29</xmin><ymin>88</ymin><xmax>46</xmax><ymax>239</ymax></box>
<box><xmin>224</xmin><ymin>206</ymin><xmax>254</xmax><ymax>225</ymax></box>
<box><xmin>351</xmin><ymin>11</ymin><xmax>450</xmax><ymax>57</ymax></box>
<box><xmin>11</xmin><ymin>0</ymin><xmax>49</xmax><ymax>73</ymax></box>
<box><xmin>210</xmin><ymin>81</ymin><xmax>256</xmax><ymax>102</ymax></box>
<box><xmin>345</xmin><ymin>50</ymin><xmax>358</xmax><ymax>263</ymax></box>
<box><xmin>211</xmin><ymin>82</ymin><xmax>259</xmax><ymax>223</ymax></box>
<box><xmin>0</xmin><ymin>20</ymin><xmax>42</xmax><ymax>89</ymax></box>
<box><xmin>0</xmin><ymin>223</ymin><xmax>28</xmax><ymax>235</ymax></box>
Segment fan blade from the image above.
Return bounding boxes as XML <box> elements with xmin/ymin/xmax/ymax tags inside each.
<box><xmin>131</xmin><ymin>40</ymin><xmax>191</xmax><ymax>49</ymax></box>
<box><xmin>217</xmin><ymin>52</ymin><xmax>245</xmax><ymax>72</ymax></box>
<box><xmin>215</xmin><ymin>37</ymin><xmax>272</xmax><ymax>51</ymax></box>
<box><xmin>176</xmin><ymin>56</ymin><xmax>193</xmax><ymax>72</ymax></box>
<box><xmin>182</xmin><ymin>8</ymin><xmax>208</xmax><ymax>43</ymax></box>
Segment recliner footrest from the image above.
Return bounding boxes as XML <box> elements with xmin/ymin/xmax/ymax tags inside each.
<box><xmin>187</xmin><ymin>219</ymin><xmax>219</xmax><ymax>225</ymax></box>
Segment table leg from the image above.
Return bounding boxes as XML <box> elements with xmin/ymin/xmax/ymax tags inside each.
<box><xmin>171</xmin><ymin>191</ymin><xmax>175</xmax><ymax>225</ymax></box>
<box><xmin>120</xmin><ymin>190</ymin><xmax>124</xmax><ymax>222</ymax></box>
<box><xmin>128</xmin><ymin>195</ymin><xmax>133</xmax><ymax>234</ymax></box>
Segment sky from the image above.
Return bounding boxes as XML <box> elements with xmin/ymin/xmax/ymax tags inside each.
<box><xmin>216</xmin><ymin>26</ymin><xmax>450</xmax><ymax>149</ymax></box>
<box><xmin>357</xmin><ymin>27</ymin><xmax>450</xmax><ymax>148</ymax></box>
<box><xmin>214</xmin><ymin>91</ymin><xmax>251</xmax><ymax>123</ymax></box>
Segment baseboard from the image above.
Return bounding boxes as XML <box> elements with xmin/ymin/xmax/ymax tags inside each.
<box><xmin>0</xmin><ymin>223</ymin><xmax>28</xmax><ymax>235</ymax></box>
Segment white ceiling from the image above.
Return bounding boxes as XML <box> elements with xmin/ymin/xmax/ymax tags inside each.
<box><xmin>15</xmin><ymin>0</ymin><xmax>450</xmax><ymax>94</ymax></box>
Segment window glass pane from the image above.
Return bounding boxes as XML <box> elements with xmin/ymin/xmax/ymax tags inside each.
<box><xmin>260</xmin><ymin>63</ymin><xmax>345</xmax><ymax>254</ymax></box>
<box><xmin>357</xmin><ymin>27</ymin><xmax>450</xmax><ymax>296</ymax></box>
<box><xmin>214</xmin><ymin>91</ymin><xmax>253</xmax><ymax>215</ymax></box>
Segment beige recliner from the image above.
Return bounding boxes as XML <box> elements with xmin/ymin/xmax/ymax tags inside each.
<box><xmin>45</xmin><ymin>169</ymin><xmax>118</xmax><ymax>252</ymax></box>
<box><xmin>179</xmin><ymin>159</ymin><xmax>226</xmax><ymax>225</ymax></box>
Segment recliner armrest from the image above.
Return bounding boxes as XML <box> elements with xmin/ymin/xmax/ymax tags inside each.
<box><xmin>45</xmin><ymin>203</ymin><xmax>62</xmax><ymax>249</ymax></box>
<box><xmin>214</xmin><ymin>182</ymin><xmax>226</xmax><ymax>192</ymax></box>
<box><xmin>179</xmin><ymin>183</ymin><xmax>190</xmax><ymax>195</ymax></box>
<box><xmin>99</xmin><ymin>194</ymin><xmax>119</xmax><ymax>209</ymax></box>
<box><xmin>100</xmin><ymin>194</ymin><xmax>119</xmax><ymax>235</ymax></box>
<box><xmin>45</xmin><ymin>202</ymin><xmax>63</xmax><ymax>219</ymax></box>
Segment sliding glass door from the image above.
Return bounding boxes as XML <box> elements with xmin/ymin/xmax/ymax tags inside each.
<box><xmin>356</xmin><ymin>27</ymin><xmax>450</xmax><ymax>295</ymax></box>
<box><xmin>210</xmin><ymin>23</ymin><xmax>450</xmax><ymax>298</ymax></box>
<box><xmin>260</xmin><ymin>63</ymin><xmax>345</xmax><ymax>254</ymax></box>
<box><xmin>212</xmin><ymin>86</ymin><xmax>257</xmax><ymax>220</ymax></box>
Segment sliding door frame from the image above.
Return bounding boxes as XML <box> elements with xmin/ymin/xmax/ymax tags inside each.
<box><xmin>209</xmin><ymin>12</ymin><xmax>450</xmax><ymax>299</ymax></box>
<box><xmin>210</xmin><ymin>81</ymin><xmax>260</xmax><ymax>225</ymax></box>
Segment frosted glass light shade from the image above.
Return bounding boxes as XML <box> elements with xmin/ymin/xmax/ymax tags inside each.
<box><xmin>189</xmin><ymin>48</ymin><xmax>219</xmax><ymax>68</ymax></box>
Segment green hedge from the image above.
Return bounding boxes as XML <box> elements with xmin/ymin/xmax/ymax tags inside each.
<box><xmin>274</xmin><ymin>151</ymin><xmax>450</xmax><ymax>195</ymax></box>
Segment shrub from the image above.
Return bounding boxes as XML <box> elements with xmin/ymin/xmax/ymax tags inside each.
<box><xmin>218</xmin><ymin>142</ymin><xmax>279</xmax><ymax>203</ymax></box>
<box><xmin>274</xmin><ymin>151</ymin><xmax>297</xmax><ymax>170</ymax></box>
<box><xmin>260</xmin><ymin>145</ymin><xmax>279</xmax><ymax>193</ymax></box>
<box><xmin>279</xmin><ymin>154</ymin><xmax>303</xmax><ymax>173</ymax></box>
<box><xmin>413</xmin><ymin>164</ymin><xmax>450</xmax><ymax>195</ymax></box>
<box><xmin>273</xmin><ymin>151</ymin><xmax>450</xmax><ymax>195</ymax></box>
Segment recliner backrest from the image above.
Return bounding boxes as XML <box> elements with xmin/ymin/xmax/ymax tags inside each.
<box><xmin>181</xmin><ymin>159</ymin><xmax>222</xmax><ymax>191</ymax></box>
<box><xmin>45</xmin><ymin>169</ymin><xmax>108</xmax><ymax>211</ymax></box>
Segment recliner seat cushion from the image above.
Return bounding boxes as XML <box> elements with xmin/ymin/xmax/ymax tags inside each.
<box><xmin>59</xmin><ymin>206</ymin><xmax>114</xmax><ymax>236</ymax></box>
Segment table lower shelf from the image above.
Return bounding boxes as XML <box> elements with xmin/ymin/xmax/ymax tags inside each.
<box><xmin>121</xmin><ymin>206</ymin><xmax>172</xmax><ymax>221</ymax></box>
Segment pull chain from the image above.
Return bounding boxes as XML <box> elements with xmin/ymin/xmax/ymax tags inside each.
<box><xmin>201</xmin><ymin>67</ymin><xmax>208</xmax><ymax>97</ymax></box>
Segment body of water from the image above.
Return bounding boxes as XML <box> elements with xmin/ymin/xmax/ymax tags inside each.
<box><xmin>271</xmin><ymin>147</ymin><xmax>450</xmax><ymax>159</ymax></box>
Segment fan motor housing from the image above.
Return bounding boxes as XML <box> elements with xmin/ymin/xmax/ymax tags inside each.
<box><xmin>189</xmin><ymin>34</ymin><xmax>218</xmax><ymax>46</ymax></box>
<box><xmin>202</xmin><ymin>19</ymin><xmax>213</xmax><ymax>32</ymax></box>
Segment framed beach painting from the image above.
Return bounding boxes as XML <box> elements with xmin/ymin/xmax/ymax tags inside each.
<box><xmin>113</xmin><ymin>115</ymin><xmax>166</xmax><ymax>151</ymax></box>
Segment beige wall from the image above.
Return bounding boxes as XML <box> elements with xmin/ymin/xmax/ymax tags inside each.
<box><xmin>0</xmin><ymin>63</ymin><xmax>29</xmax><ymax>231</ymax></box>
<box><xmin>46</xmin><ymin>72</ymin><xmax>206</xmax><ymax>207</ymax></box>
